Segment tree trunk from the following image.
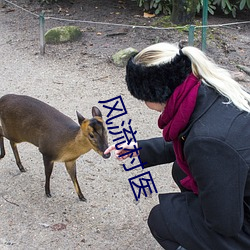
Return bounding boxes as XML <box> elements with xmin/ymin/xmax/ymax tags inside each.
<box><xmin>171</xmin><ymin>0</ymin><xmax>198</xmax><ymax>25</ymax></box>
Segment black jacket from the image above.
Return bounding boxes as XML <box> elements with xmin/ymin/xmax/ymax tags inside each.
<box><xmin>139</xmin><ymin>84</ymin><xmax>250</xmax><ymax>249</ymax></box>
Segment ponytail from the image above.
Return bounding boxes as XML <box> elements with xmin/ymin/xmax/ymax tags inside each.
<box><xmin>182</xmin><ymin>46</ymin><xmax>250</xmax><ymax>112</ymax></box>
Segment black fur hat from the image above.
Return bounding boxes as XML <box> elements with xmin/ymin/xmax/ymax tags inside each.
<box><xmin>125</xmin><ymin>52</ymin><xmax>192</xmax><ymax>103</ymax></box>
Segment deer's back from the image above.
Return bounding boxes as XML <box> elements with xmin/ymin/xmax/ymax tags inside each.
<box><xmin>0</xmin><ymin>94</ymin><xmax>79</xmax><ymax>147</ymax></box>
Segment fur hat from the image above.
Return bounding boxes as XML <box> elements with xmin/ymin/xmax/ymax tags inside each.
<box><xmin>125</xmin><ymin>52</ymin><xmax>192</xmax><ymax>103</ymax></box>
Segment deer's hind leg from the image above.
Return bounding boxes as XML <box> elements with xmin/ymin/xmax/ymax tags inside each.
<box><xmin>43</xmin><ymin>155</ymin><xmax>54</xmax><ymax>198</ymax></box>
<box><xmin>0</xmin><ymin>126</ymin><xmax>5</xmax><ymax>159</ymax></box>
<box><xmin>10</xmin><ymin>141</ymin><xmax>26</xmax><ymax>172</ymax></box>
<box><xmin>65</xmin><ymin>161</ymin><xmax>86</xmax><ymax>202</ymax></box>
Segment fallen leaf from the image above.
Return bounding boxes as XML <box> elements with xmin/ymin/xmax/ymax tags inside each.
<box><xmin>143</xmin><ymin>12</ymin><xmax>155</xmax><ymax>18</ymax></box>
<box><xmin>51</xmin><ymin>223</ymin><xmax>67</xmax><ymax>231</ymax></box>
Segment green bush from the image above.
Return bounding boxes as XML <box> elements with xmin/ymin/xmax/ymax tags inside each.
<box><xmin>212</xmin><ymin>0</ymin><xmax>250</xmax><ymax>17</ymax></box>
<box><xmin>136</xmin><ymin>0</ymin><xmax>250</xmax><ymax>17</ymax></box>
<box><xmin>196</xmin><ymin>0</ymin><xmax>216</xmax><ymax>15</ymax></box>
<box><xmin>135</xmin><ymin>0</ymin><xmax>172</xmax><ymax>15</ymax></box>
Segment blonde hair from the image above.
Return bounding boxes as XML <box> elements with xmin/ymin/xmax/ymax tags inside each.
<box><xmin>134</xmin><ymin>42</ymin><xmax>250</xmax><ymax>113</ymax></box>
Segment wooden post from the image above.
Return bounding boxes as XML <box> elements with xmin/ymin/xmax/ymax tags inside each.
<box><xmin>202</xmin><ymin>0</ymin><xmax>208</xmax><ymax>51</ymax></box>
<box><xmin>188</xmin><ymin>25</ymin><xmax>195</xmax><ymax>46</ymax></box>
<box><xmin>39</xmin><ymin>11</ymin><xmax>45</xmax><ymax>55</ymax></box>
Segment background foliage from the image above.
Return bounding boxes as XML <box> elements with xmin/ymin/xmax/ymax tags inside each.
<box><xmin>38</xmin><ymin>0</ymin><xmax>250</xmax><ymax>18</ymax></box>
<box><xmin>135</xmin><ymin>0</ymin><xmax>250</xmax><ymax>17</ymax></box>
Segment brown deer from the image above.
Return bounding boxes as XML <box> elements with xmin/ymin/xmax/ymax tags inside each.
<box><xmin>0</xmin><ymin>94</ymin><xmax>110</xmax><ymax>201</ymax></box>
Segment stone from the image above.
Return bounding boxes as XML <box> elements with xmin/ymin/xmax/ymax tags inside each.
<box><xmin>237</xmin><ymin>65</ymin><xmax>250</xmax><ymax>76</ymax></box>
<box><xmin>112</xmin><ymin>47</ymin><xmax>138</xmax><ymax>67</ymax></box>
<box><xmin>44</xmin><ymin>26</ymin><xmax>82</xmax><ymax>44</ymax></box>
<box><xmin>231</xmin><ymin>71</ymin><xmax>247</xmax><ymax>82</ymax></box>
<box><xmin>0</xmin><ymin>0</ymin><xmax>6</xmax><ymax>8</ymax></box>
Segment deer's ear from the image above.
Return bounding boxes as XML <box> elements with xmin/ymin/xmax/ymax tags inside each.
<box><xmin>76</xmin><ymin>111</ymin><xmax>85</xmax><ymax>125</ymax></box>
<box><xmin>92</xmin><ymin>106</ymin><xmax>102</xmax><ymax>118</ymax></box>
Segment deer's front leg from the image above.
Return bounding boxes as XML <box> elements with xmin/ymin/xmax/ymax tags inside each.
<box><xmin>65</xmin><ymin>160</ymin><xmax>86</xmax><ymax>202</ymax></box>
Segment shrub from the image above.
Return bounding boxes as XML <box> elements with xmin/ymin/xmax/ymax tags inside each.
<box><xmin>136</xmin><ymin>0</ymin><xmax>250</xmax><ymax>17</ymax></box>
<box><xmin>135</xmin><ymin>0</ymin><xmax>172</xmax><ymax>15</ymax></box>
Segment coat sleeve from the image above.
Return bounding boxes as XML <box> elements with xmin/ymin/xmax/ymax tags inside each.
<box><xmin>185</xmin><ymin>136</ymin><xmax>248</xmax><ymax>237</ymax></box>
<box><xmin>138</xmin><ymin>137</ymin><xmax>176</xmax><ymax>168</ymax></box>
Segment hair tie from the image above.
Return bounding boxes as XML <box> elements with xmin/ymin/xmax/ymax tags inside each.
<box><xmin>179</xmin><ymin>49</ymin><xmax>184</xmax><ymax>57</ymax></box>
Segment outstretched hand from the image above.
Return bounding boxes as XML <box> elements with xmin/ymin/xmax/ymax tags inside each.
<box><xmin>104</xmin><ymin>142</ymin><xmax>139</xmax><ymax>160</ymax></box>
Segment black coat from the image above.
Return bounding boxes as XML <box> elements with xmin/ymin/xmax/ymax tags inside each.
<box><xmin>138</xmin><ymin>84</ymin><xmax>250</xmax><ymax>250</ymax></box>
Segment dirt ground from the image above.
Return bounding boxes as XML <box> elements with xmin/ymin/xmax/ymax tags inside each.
<box><xmin>0</xmin><ymin>0</ymin><xmax>249</xmax><ymax>249</ymax></box>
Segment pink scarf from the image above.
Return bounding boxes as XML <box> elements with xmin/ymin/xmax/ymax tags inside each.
<box><xmin>158</xmin><ymin>73</ymin><xmax>201</xmax><ymax>194</ymax></box>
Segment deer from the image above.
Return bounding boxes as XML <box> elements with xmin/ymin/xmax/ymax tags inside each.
<box><xmin>0</xmin><ymin>94</ymin><xmax>110</xmax><ymax>201</ymax></box>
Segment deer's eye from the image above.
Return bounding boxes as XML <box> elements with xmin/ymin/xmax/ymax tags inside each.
<box><xmin>89</xmin><ymin>133</ymin><xmax>94</xmax><ymax>139</ymax></box>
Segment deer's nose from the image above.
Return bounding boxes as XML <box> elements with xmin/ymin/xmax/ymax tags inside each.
<box><xmin>103</xmin><ymin>152</ymin><xmax>111</xmax><ymax>159</ymax></box>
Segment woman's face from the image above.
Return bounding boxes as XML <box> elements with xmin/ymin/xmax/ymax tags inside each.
<box><xmin>145</xmin><ymin>102</ymin><xmax>166</xmax><ymax>112</ymax></box>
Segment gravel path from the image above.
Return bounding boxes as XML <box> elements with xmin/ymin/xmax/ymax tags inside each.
<box><xmin>0</xmin><ymin>1</ymin><xmax>249</xmax><ymax>249</ymax></box>
<box><xmin>0</xmin><ymin>4</ymin><xmax>175</xmax><ymax>250</ymax></box>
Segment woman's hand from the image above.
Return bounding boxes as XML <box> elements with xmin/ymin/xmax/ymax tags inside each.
<box><xmin>104</xmin><ymin>142</ymin><xmax>139</xmax><ymax>160</ymax></box>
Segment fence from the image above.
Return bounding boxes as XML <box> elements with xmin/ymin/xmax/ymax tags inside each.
<box><xmin>2</xmin><ymin>0</ymin><xmax>250</xmax><ymax>55</ymax></box>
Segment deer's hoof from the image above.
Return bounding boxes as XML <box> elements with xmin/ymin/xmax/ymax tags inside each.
<box><xmin>79</xmin><ymin>196</ymin><xmax>87</xmax><ymax>202</ymax></box>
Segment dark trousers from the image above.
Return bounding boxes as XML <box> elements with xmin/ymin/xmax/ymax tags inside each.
<box><xmin>148</xmin><ymin>162</ymin><xmax>188</xmax><ymax>250</ymax></box>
